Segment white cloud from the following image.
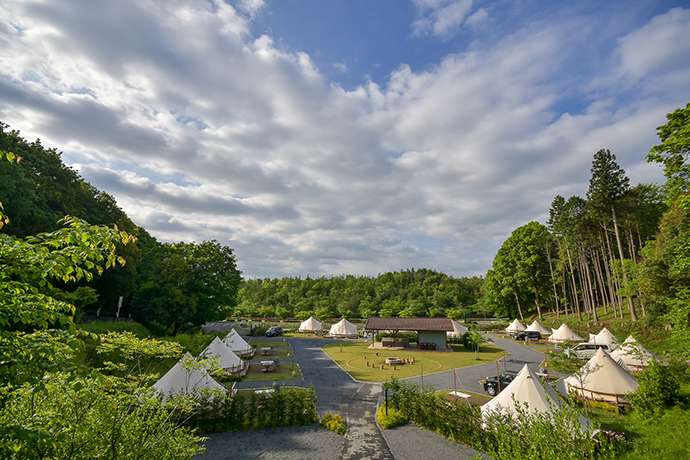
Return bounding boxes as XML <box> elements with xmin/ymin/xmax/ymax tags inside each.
<box><xmin>0</xmin><ymin>1</ymin><xmax>687</xmax><ymax>277</ymax></box>
<box><xmin>411</xmin><ymin>0</ymin><xmax>483</xmax><ymax>37</ymax></box>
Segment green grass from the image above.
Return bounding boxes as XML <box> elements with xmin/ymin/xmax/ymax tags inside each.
<box><xmin>435</xmin><ymin>388</ymin><xmax>492</xmax><ymax>406</ymax></box>
<box><xmin>243</xmin><ymin>362</ymin><xmax>302</xmax><ymax>382</ymax></box>
<box><xmin>248</xmin><ymin>338</ymin><xmax>290</xmax><ymax>348</ymax></box>
<box><xmin>322</xmin><ymin>342</ymin><xmax>505</xmax><ymax>382</ymax></box>
<box><xmin>79</xmin><ymin>320</ymin><xmax>151</xmax><ymax>338</ymax></box>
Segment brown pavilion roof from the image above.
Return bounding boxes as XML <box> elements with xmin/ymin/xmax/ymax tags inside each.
<box><xmin>365</xmin><ymin>317</ymin><xmax>454</xmax><ymax>332</ymax></box>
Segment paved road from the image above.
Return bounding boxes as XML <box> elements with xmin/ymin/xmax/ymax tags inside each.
<box><xmin>403</xmin><ymin>334</ymin><xmax>550</xmax><ymax>393</ymax></box>
<box><xmin>239</xmin><ymin>338</ymin><xmax>393</xmax><ymax>460</ymax></box>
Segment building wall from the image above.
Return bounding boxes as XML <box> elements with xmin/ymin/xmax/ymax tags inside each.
<box><xmin>418</xmin><ymin>330</ymin><xmax>448</xmax><ymax>350</ymax></box>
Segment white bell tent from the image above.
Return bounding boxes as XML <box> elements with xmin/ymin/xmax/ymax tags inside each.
<box><xmin>609</xmin><ymin>336</ymin><xmax>654</xmax><ymax>372</ymax></box>
<box><xmin>447</xmin><ymin>320</ymin><xmax>469</xmax><ymax>338</ymax></box>
<box><xmin>505</xmin><ymin>319</ymin><xmax>526</xmax><ymax>334</ymax></box>
<box><xmin>564</xmin><ymin>348</ymin><xmax>639</xmax><ymax>403</ymax></box>
<box><xmin>153</xmin><ymin>353</ymin><xmax>226</xmax><ymax>399</ymax></box>
<box><xmin>328</xmin><ymin>318</ymin><xmax>358</xmax><ymax>338</ymax></box>
<box><xmin>200</xmin><ymin>337</ymin><xmax>243</xmax><ymax>372</ymax></box>
<box><xmin>223</xmin><ymin>329</ymin><xmax>253</xmax><ymax>356</ymax></box>
<box><xmin>298</xmin><ymin>316</ymin><xmax>323</xmax><ymax>333</ymax></box>
<box><xmin>588</xmin><ymin>327</ymin><xmax>619</xmax><ymax>350</ymax></box>
<box><xmin>525</xmin><ymin>320</ymin><xmax>552</xmax><ymax>336</ymax></box>
<box><xmin>548</xmin><ymin>324</ymin><xmax>584</xmax><ymax>343</ymax></box>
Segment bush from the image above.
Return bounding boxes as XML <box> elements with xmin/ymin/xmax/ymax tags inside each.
<box><xmin>79</xmin><ymin>320</ymin><xmax>151</xmax><ymax>338</ymax></box>
<box><xmin>321</xmin><ymin>413</ymin><xmax>347</xmax><ymax>435</ymax></box>
<box><xmin>187</xmin><ymin>387</ymin><xmax>318</xmax><ymax>433</ymax></box>
<box><xmin>376</xmin><ymin>404</ymin><xmax>407</xmax><ymax>429</ymax></box>
<box><xmin>630</xmin><ymin>361</ymin><xmax>682</xmax><ymax>416</ymax></box>
<box><xmin>385</xmin><ymin>380</ymin><xmax>607</xmax><ymax>460</ymax></box>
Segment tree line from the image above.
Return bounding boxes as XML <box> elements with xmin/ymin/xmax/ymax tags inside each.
<box><xmin>237</xmin><ymin>269</ymin><xmax>483</xmax><ymax>320</ymax></box>
<box><xmin>482</xmin><ymin>102</ymin><xmax>690</xmax><ymax>352</ymax></box>
<box><xmin>0</xmin><ymin>122</ymin><xmax>241</xmax><ymax>334</ymax></box>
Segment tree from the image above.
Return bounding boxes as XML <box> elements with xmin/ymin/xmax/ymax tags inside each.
<box><xmin>587</xmin><ymin>149</ymin><xmax>636</xmax><ymax>320</ymax></box>
<box><xmin>648</xmin><ymin>103</ymin><xmax>690</xmax><ymax>200</ymax></box>
<box><xmin>483</xmin><ymin>222</ymin><xmax>551</xmax><ymax>319</ymax></box>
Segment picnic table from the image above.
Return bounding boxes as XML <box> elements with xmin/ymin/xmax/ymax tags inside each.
<box><xmin>259</xmin><ymin>346</ymin><xmax>272</xmax><ymax>356</ymax></box>
<box><xmin>260</xmin><ymin>360</ymin><xmax>277</xmax><ymax>372</ymax></box>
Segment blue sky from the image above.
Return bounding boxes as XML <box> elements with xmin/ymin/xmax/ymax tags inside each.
<box><xmin>0</xmin><ymin>0</ymin><xmax>689</xmax><ymax>277</ymax></box>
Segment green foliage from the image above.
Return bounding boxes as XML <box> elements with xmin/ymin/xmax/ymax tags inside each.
<box><xmin>237</xmin><ymin>269</ymin><xmax>482</xmax><ymax>319</ymax></box>
<box><xmin>321</xmin><ymin>412</ymin><xmax>348</xmax><ymax>435</ymax></box>
<box><xmin>386</xmin><ymin>380</ymin><xmax>606</xmax><ymax>460</ymax></box>
<box><xmin>629</xmin><ymin>361</ymin><xmax>683</xmax><ymax>417</ymax></box>
<box><xmin>0</xmin><ymin>373</ymin><xmax>204</xmax><ymax>460</ymax></box>
<box><xmin>483</xmin><ymin>222</ymin><xmax>551</xmax><ymax>318</ymax></box>
<box><xmin>615</xmin><ymin>406</ymin><xmax>690</xmax><ymax>459</ymax></box>
<box><xmin>648</xmin><ymin>103</ymin><xmax>690</xmax><ymax>199</ymax></box>
<box><xmin>131</xmin><ymin>239</ymin><xmax>241</xmax><ymax>334</ymax></box>
<box><xmin>376</xmin><ymin>404</ymin><xmax>407</xmax><ymax>429</ymax></box>
<box><xmin>188</xmin><ymin>387</ymin><xmax>318</xmax><ymax>433</ymax></box>
<box><xmin>79</xmin><ymin>319</ymin><xmax>151</xmax><ymax>338</ymax></box>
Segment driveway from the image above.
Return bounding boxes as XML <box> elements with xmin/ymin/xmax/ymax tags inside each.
<box><xmin>403</xmin><ymin>334</ymin><xmax>553</xmax><ymax>393</ymax></box>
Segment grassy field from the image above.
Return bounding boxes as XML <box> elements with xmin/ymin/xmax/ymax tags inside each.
<box><xmin>322</xmin><ymin>342</ymin><xmax>504</xmax><ymax>382</ymax></box>
<box><xmin>243</xmin><ymin>362</ymin><xmax>302</xmax><ymax>382</ymax></box>
<box><xmin>248</xmin><ymin>338</ymin><xmax>290</xmax><ymax>348</ymax></box>
<box><xmin>436</xmin><ymin>388</ymin><xmax>492</xmax><ymax>406</ymax></box>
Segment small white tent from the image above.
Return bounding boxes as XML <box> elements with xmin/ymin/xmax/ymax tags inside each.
<box><xmin>505</xmin><ymin>319</ymin><xmax>526</xmax><ymax>334</ymax></box>
<box><xmin>447</xmin><ymin>320</ymin><xmax>469</xmax><ymax>338</ymax></box>
<box><xmin>200</xmin><ymin>337</ymin><xmax>243</xmax><ymax>372</ymax></box>
<box><xmin>223</xmin><ymin>329</ymin><xmax>253</xmax><ymax>356</ymax></box>
<box><xmin>298</xmin><ymin>316</ymin><xmax>323</xmax><ymax>333</ymax></box>
<box><xmin>588</xmin><ymin>327</ymin><xmax>618</xmax><ymax>350</ymax></box>
<box><xmin>564</xmin><ymin>348</ymin><xmax>639</xmax><ymax>403</ymax></box>
<box><xmin>481</xmin><ymin>365</ymin><xmax>590</xmax><ymax>430</ymax></box>
<box><xmin>610</xmin><ymin>336</ymin><xmax>654</xmax><ymax>372</ymax></box>
<box><xmin>525</xmin><ymin>320</ymin><xmax>552</xmax><ymax>336</ymax></box>
<box><xmin>328</xmin><ymin>318</ymin><xmax>358</xmax><ymax>338</ymax></box>
<box><xmin>153</xmin><ymin>353</ymin><xmax>226</xmax><ymax>399</ymax></box>
<box><xmin>548</xmin><ymin>324</ymin><xmax>584</xmax><ymax>343</ymax></box>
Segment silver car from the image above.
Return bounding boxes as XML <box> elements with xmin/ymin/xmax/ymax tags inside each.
<box><xmin>564</xmin><ymin>343</ymin><xmax>609</xmax><ymax>360</ymax></box>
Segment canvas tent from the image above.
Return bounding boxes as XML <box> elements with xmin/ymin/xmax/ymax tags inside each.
<box><xmin>505</xmin><ymin>319</ymin><xmax>526</xmax><ymax>334</ymax></box>
<box><xmin>588</xmin><ymin>327</ymin><xmax>618</xmax><ymax>350</ymax></box>
<box><xmin>548</xmin><ymin>324</ymin><xmax>584</xmax><ymax>343</ymax></box>
<box><xmin>564</xmin><ymin>348</ymin><xmax>639</xmax><ymax>403</ymax></box>
<box><xmin>447</xmin><ymin>320</ymin><xmax>469</xmax><ymax>338</ymax></box>
<box><xmin>223</xmin><ymin>329</ymin><xmax>253</xmax><ymax>356</ymax></box>
<box><xmin>329</xmin><ymin>318</ymin><xmax>358</xmax><ymax>338</ymax></box>
<box><xmin>153</xmin><ymin>352</ymin><xmax>226</xmax><ymax>399</ymax></box>
<box><xmin>200</xmin><ymin>337</ymin><xmax>243</xmax><ymax>372</ymax></box>
<box><xmin>525</xmin><ymin>320</ymin><xmax>552</xmax><ymax>336</ymax></box>
<box><xmin>610</xmin><ymin>336</ymin><xmax>654</xmax><ymax>372</ymax></box>
<box><xmin>299</xmin><ymin>316</ymin><xmax>323</xmax><ymax>333</ymax></box>
<box><xmin>481</xmin><ymin>365</ymin><xmax>590</xmax><ymax>430</ymax></box>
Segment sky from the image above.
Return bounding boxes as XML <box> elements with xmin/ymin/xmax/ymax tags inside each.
<box><xmin>1</xmin><ymin>0</ymin><xmax>689</xmax><ymax>278</ymax></box>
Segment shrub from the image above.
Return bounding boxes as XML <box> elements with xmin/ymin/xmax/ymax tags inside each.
<box><xmin>376</xmin><ymin>404</ymin><xmax>407</xmax><ymax>429</ymax></box>
<box><xmin>321</xmin><ymin>413</ymin><xmax>347</xmax><ymax>435</ymax></box>
<box><xmin>187</xmin><ymin>387</ymin><xmax>318</xmax><ymax>433</ymax></box>
<box><xmin>630</xmin><ymin>361</ymin><xmax>682</xmax><ymax>416</ymax></box>
<box><xmin>80</xmin><ymin>320</ymin><xmax>151</xmax><ymax>338</ymax></box>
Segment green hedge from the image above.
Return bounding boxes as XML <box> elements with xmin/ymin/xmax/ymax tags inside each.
<box><xmin>386</xmin><ymin>380</ymin><xmax>610</xmax><ymax>460</ymax></box>
<box><xmin>186</xmin><ymin>387</ymin><xmax>318</xmax><ymax>433</ymax></box>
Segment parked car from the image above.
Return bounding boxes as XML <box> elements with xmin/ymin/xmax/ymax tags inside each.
<box><xmin>482</xmin><ymin>371</ymin><xmax>517</xmax><ymax>396</ymax></box>
<box><xmin>564</xmin><ymin>342</ymin><xmax>609</xmax><ymax>360</ymax></box>
<box><xmin>514</xmin><ymin>330</ymin><xmax>541</xmax><ymax>341</ymax></box>
<box><xmin>265</xmin><ymin>326</ymin><xmax>283</xmax><ymax>337</ymax></box>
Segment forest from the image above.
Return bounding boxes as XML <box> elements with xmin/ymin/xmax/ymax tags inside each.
<box><xmin>0</xmin><ymin>122</ymin><xmax>241</xmax><ymax>334</ymax></box>
<box><xmin>237</xmin><ymin>270</ymin><xmax>483</xmax><ymax>320</ymax></box>
<box><xmin>482</xmin><ymin>103</ymin><xmax>689</xmax><ymax>354</ymax></box>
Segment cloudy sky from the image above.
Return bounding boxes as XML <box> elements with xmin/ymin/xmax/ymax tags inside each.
<box><xmin>1</xmin><ymin>1</ymin><xmax>689</xmax><ymax>278</ymax></box>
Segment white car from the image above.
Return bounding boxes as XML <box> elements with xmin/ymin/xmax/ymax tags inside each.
<box><xmin>564</xmin><ymin>343</ymin><xmax>609</xmax><ymax>360</ymax></box>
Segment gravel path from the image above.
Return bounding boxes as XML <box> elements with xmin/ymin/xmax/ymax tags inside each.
<box><xmin>381</xmin><ymin>425</ymin><xmax>486</xmax><ymax>460</ymax></box>
<box><xmin>196</xmin><ymin>425</ymin><xmax>344</xmax><ymax>460</ymax></box>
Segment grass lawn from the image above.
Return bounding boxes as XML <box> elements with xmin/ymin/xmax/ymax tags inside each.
<box><xmin>436</xmin><ymin>388</ymin><xmax>493</xmax><ymax>406</ymax></box>
<box><xmin>322</xmin><ymin>342</ymin><xmax>505</xmax><ymax>382</ymax></box>
<box><xmin>283</xmin><ymin>331</ymin><xmax>325</xmax><ymax>339</ymax></box>
<box><xmin>248</xmin><ymin>338</ymin><xmax>290</xmax><ymax>348</ymax></box>
<box><xmin>243</xmin><ymin>362</ymin><xmax>302</xmax><ymax>382</ymax></box>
